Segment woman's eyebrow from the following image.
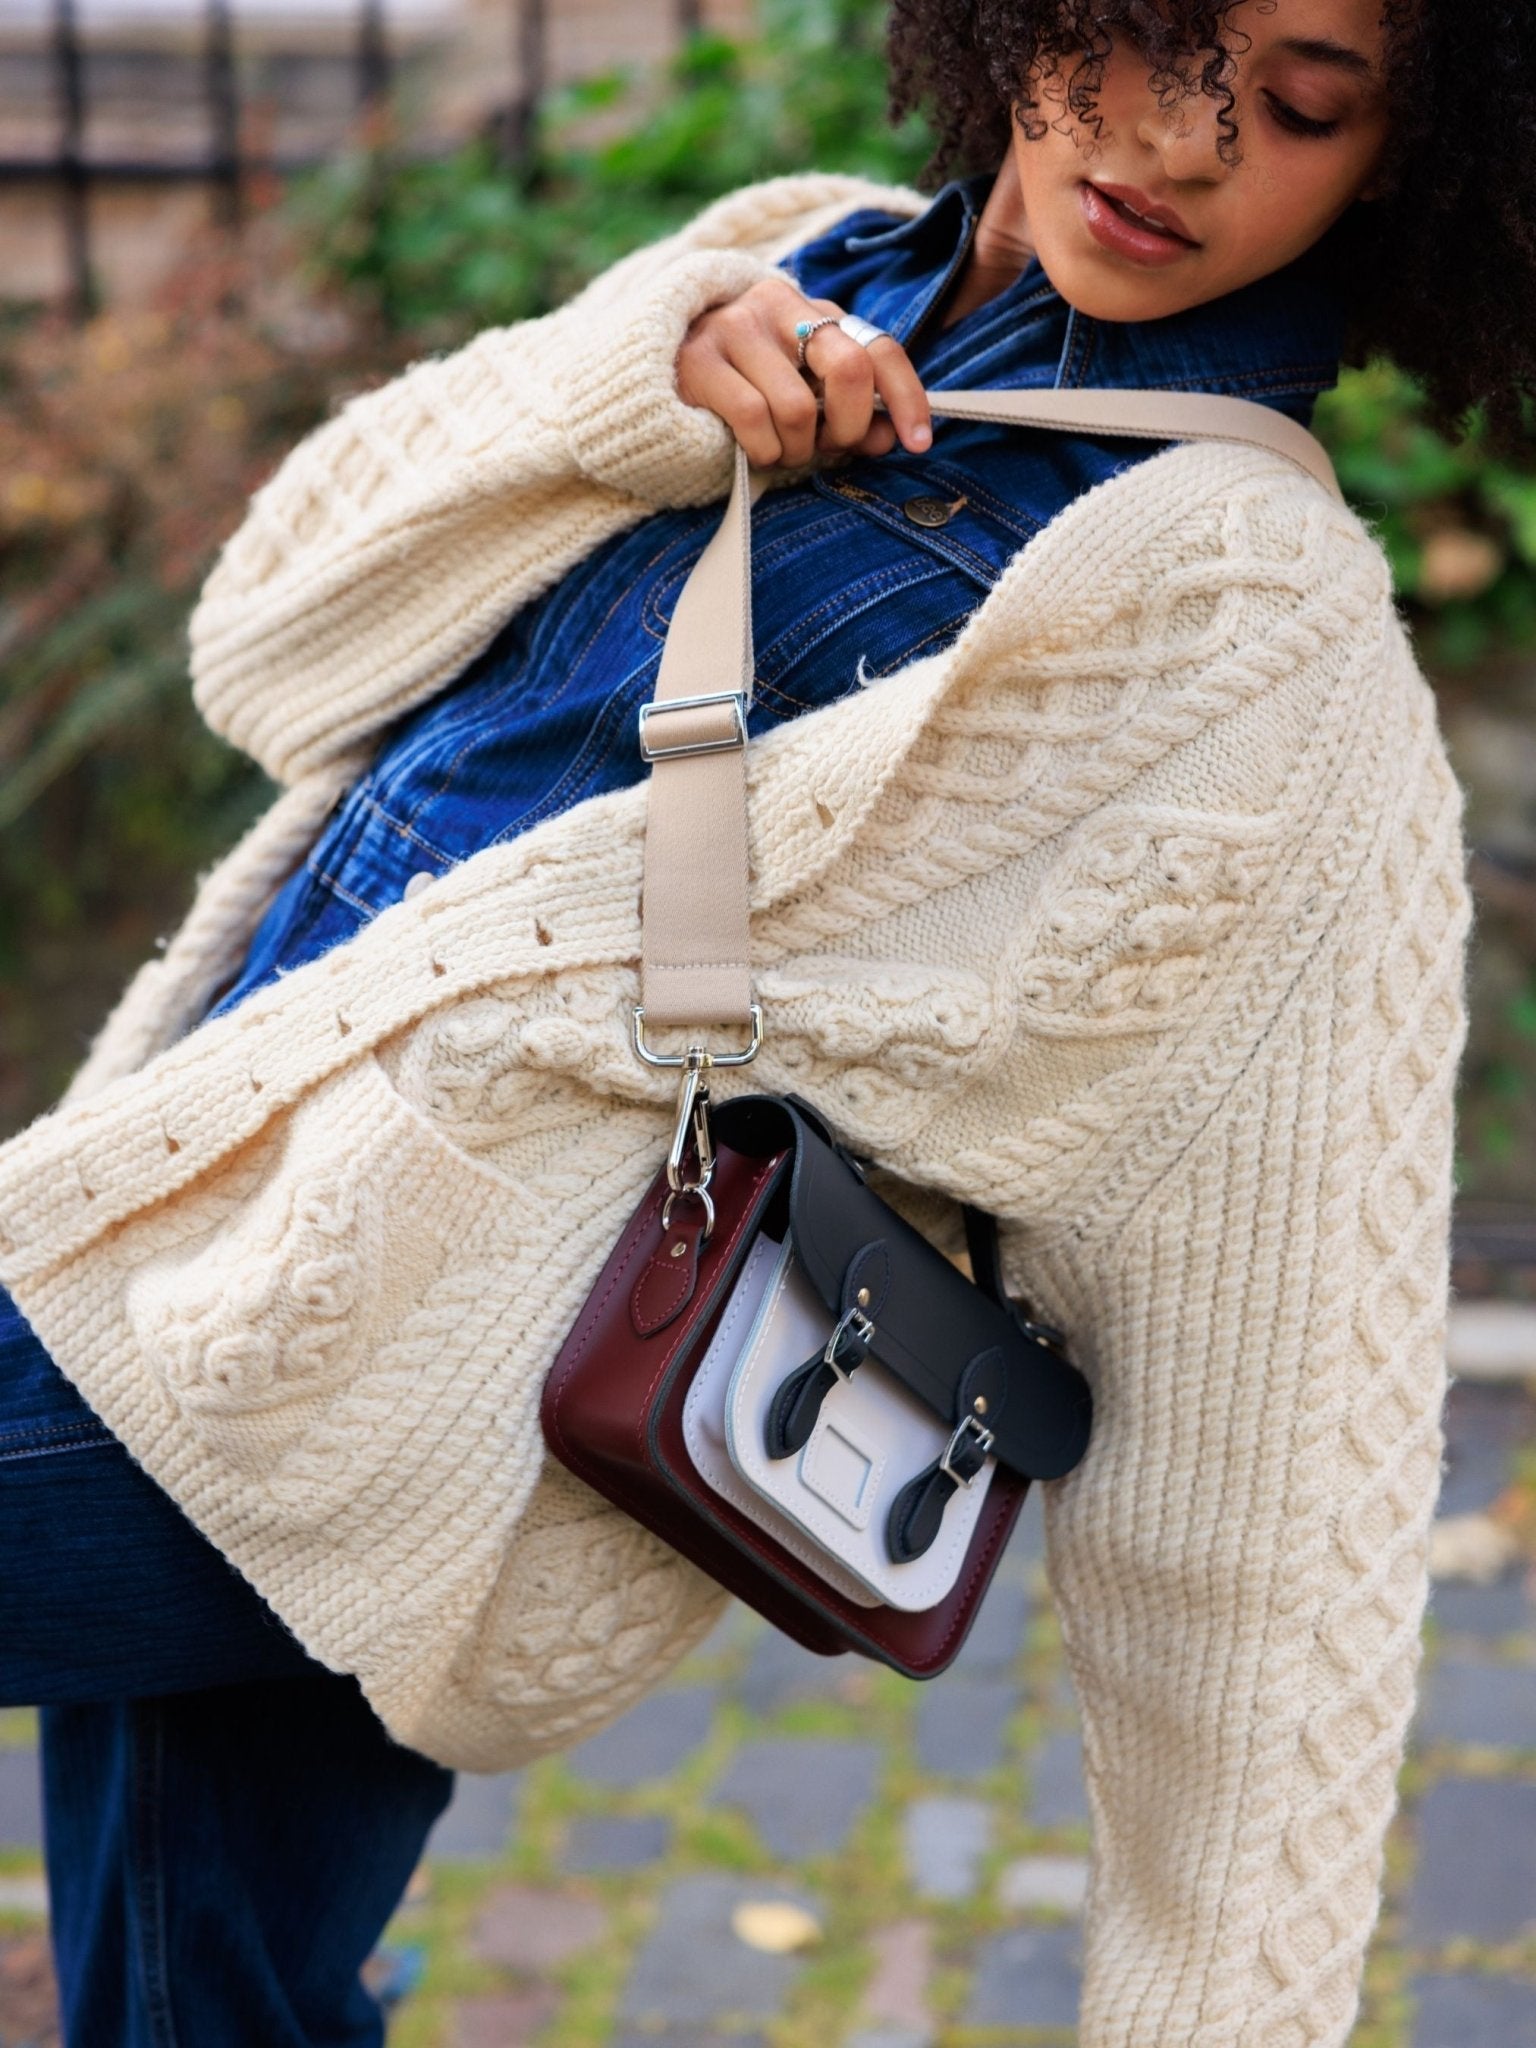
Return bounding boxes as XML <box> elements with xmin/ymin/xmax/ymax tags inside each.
<box><xmin>1276</xmin><ymin>36</ymin><xmax>1376</xmax><ymax>78</ymax></box>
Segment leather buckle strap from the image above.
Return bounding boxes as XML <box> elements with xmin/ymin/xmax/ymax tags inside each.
<box><xmin>939</xmin><ymin>1411</ymin><xmax>996</xmax><ymax>1487</ymax></box>
<box><xmin>888</xmin><ymin>1414</ymin><xmax>998</xmax><ymax>1566</ymax></box>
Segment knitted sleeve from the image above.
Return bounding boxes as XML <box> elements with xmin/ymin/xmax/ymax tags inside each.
<box><xmin>1026</xmin><ymin>727</ymin><xmax>1469</xmax><ymax>2046</ymax></box>
<box><xmin>187</xmin><ymin>173</ymin><xmax>912</xmax><ymax>787</ymax></box>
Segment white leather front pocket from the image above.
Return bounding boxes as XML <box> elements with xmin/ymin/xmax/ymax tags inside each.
<box><xmin>723</xmin><ymin>1237</ymin><xmax>996</xmax><ymax>1612</ymax></box>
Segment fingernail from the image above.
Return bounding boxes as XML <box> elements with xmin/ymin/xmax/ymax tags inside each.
<box><xmin>910</xmin><ymin>423</ymin><xmax>932</xmax><ymax>449</ymax></box>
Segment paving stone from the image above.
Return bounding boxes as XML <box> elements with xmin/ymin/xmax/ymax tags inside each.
<box><xmin>1439</xmin><ymin>1382</ymin><xmax>1535</xmax><ymax>1515</ymax></box>
<box><xmin>913</xmin><ymin>1677</ymin><xmax>1015</xmax><ymax>1778</ymax></box>
<box><xmin>0</xmin><ymin>1875</ymin><xmax>47</xmax><ymax>1917</ymax></box>
<box><xmin>564</xmin><ymin>1814</ymin><xmax>672</xmax><ymax>1873</ymax></box>
<box><xmin>1408</xmin><ymin>1778</ymin><xmax>1536</xmax><ymax>1944</ymax></box>
<box><xmin>1410</xmin><ymin>1970</ymin><xmax>1536</xmax><ymax>2047</ymax></box>
<box><xmin>618</xmin><ymin>1875</ymin><xmax>818</xmax><ymax>2026</ymax></box>
<box><xmin>428</xmin><ymin>1771</ymin><xmax>523</xmax><ymax>1860</ymax></box>
<box><xmin>953</xmin><ymin>1578</ymin><xmax>1032</xmax><ymax>1674</ymax></box>
<box><xmin>964</xmin><ymin>1922</ymin><xmax>1082</xmax><ymax>2029</ymax></box>
<box><xmin>1417</xmin><ymin>1657</ymin><xmax>1536</xmax><ymax>1749</ymax></box>
<box><xmin>738</xmin><ymin>1630</ymin><xmax>853</xmax><ymax>1714</ymax></box>
<box><xmin>1029</xmin><ymin>1730</ymin><xmax>1090</xmax><ymax>1828</ymax></box>
<box><xmin>0</xmin><ymin>1751</ymin><xmax>42</xmax><ymax>1852</ymax></box>
<box><xmin>471</xmin><ymin>1885</ymin><xmax>608</xmax><ymax>1971</ymax></box>
<box><xmin>904</xmin><ymin>1797</ymin><xmax>991</xmax><ymax>1902</ymax></box>
<box><xmin>568</xmin><ymin>1686</ymin><xmax>718</xmax><ymax>1788</ymax></box>
<box><xmin>845</xmin><ymin>2030</ymin><xmax>932</xmax><ymax>2048</ymax></box>
<box><xmin>997</xmin><ymin>1854</ymin><xmax>1091</xmax><ymax>1914</ymax></box>
<box><xmin>362</xmin><ymin>1943</ymin><xmax>424</xmax><ymax>2011</ymax></box>
<box><xmin>713</xmin><ymin>1739</ymin><xmax>881</xmax><ymax>1859</ymax></box>
<box><xmin>859</xmin><ymin>1920</ymin><xmax>933</xmax><ymax>2031</ymax></box>
<box><xmin>0</xmin><ymin>1932</ymin><xmax>59</xmax><ymax>2048</ymax></box>
<box><xmin>451</xmin><ymin>1986</ymin><xmax>561</xmax><ymax>2047</ymax></box>
<box><xmin>1006</xmin><ymin>1484</ymin><xmax>1046</xmax><ymax>1565</ymax></box>
<box><xmin>696</xmin><ymin>1604</ymin><xmax>764</xmax><ymax>1663</ymax></box>
<box><xmin>611</xmin><ymin>2035</ymin><xmax>770</xmax><ymax>2048</ymax></box>
<box><xmin>1429</xmin><ymin>1568</ymin><xmax>1536</xmax><ymax>1640</ymax></box>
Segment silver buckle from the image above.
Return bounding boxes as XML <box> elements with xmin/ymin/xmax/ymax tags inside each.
<box><xmin>940</xmin><ymin>1413</ymin><xmax>996</xmax><ymax>1489</ymax></box>
<box><xmin>822</xmin><ymin>1304</ymin><xmax>875</xmax><ymax>1383</ymax></box>
<box><xmin>630</xmin><ymin>1005</ymin><xmax>762</xmax><ymax>1071</ymax></box>
<box><xmin>638</xmin><ymin>690</ymin><xmax>748</xmax><ymax>762</ymax></box>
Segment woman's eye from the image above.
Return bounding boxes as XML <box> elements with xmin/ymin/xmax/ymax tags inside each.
<box><xmin>1262</xmin><ymin>89</ymin><xmax>1342</xmax><ymax>139</ymax></box>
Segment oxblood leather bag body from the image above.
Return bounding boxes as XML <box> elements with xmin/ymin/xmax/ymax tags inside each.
<box><xmin>544</xmin><ymin>1093</ymin><xmax>1088</xmax><ymax>1673</ymax></box>
<box><xmin>540</xmin><ymin>388</ymin><xmax>1343</xmax><ymax>1673</ymax></box>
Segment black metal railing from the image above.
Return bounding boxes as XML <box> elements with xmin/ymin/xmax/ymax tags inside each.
<box><xmin>1</xmin><ymin>0</ymin><xmax>705</xmax><ymax>314</ymax></box>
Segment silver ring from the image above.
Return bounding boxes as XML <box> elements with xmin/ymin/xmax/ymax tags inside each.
<box><xmin>837</xmin><ymin>314</ymin><xmax>889</xmax><ymax>350</ymax></box>
<box><xmin>794</xmin><ymin>315</ymin><xmax>841</xmax><ymax>370</ymax></box>
<box><xmin>661</xmin><ymin>1183</ymin><xmax>715</xmax><ymax>1242</ymax></box>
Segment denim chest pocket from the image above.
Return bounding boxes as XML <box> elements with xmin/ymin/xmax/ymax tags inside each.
<box><xmin>640</xmin><ymin>478</ymin><xmax>1014</xmax><ymax>726</ymax></box>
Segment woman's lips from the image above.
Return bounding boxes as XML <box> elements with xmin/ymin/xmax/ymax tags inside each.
<box><xmin>1078</xmin><ymin>181</ymin><xmax>1200</xmax><ymax>267</ymax></box>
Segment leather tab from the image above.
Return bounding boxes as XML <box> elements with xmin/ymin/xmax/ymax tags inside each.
<box><xmin>956</xmin><ymin>1348</ymin><xmax>1008</xmax><ymax>1430</ymax></box>
<box><xmin>765</xmin><ymin>1352</ymin><xmax>840</xmax><ymax>1459</ymax></box>
<box><xmin>842</xmin><ymin>1239</ymin><xmax>890</xmax><ymax>1318</ymax></box>
<box><xmin>886</xmin><ymin>1419</ymin><xmax>994</xmax><ymax>1564</ymax></box>
<box><xmin>630</xmin><ymin>1209</ymin><xmax>707</xmax><ymax>1338</ymax></box>
<box><xmin>887</xmin><ymin>1462</ymin><xmax>956</xmax><ymax>1564</ymax></box>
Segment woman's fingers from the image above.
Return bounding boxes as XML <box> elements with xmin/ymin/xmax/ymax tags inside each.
<box><xmin>674</xmin><ymin>275</ymin><xmax>932</xmax><ymax>466</ymax></box>
<box><xmin>804</xmin><ymin>324</ymin><xmax>932</xmax><ymax>456</ymax></box>
<box><xmin>678</xmin><ymin>354</ymin><xmax>791</xmax><ymax>468</ymax></box>
<box><xmin>803</xmin><ymin>326</ymin><xmax>877</xmax><ymax>451</ymax></box>
<box><xmin>726</xmin><ymin>324</ymin><xmax>827</xmax><ymax>469</ymax></box>
<box><xmin>868</xmin><ymin>336</ymin><xmax>933</xmax><ymax>453</ymax></box>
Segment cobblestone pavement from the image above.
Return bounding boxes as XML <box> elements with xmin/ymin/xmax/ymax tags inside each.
<box><xmin>1</xmin><ymin>1380</ymin><xmax>1533</xmax><ymax>2048</ymax></box>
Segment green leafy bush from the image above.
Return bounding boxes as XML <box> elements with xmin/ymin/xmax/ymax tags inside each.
<box><xmin>1315</xmin><ymin>361</ymin><xmax>1536</xmax><ymax>669</ymax></box>
<box><xmin>295</xmin><ymin>0</ymin><xmax>931</xmax><ymax>340</ymax></box>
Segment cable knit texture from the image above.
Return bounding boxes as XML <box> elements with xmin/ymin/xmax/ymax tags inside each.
<box><xmin>0</xmin><ymin>176</ymin><xmax>1468</xmax><ymax>2048</ymax></box>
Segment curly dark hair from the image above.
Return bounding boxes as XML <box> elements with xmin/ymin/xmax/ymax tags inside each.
<box><xmin>886</xmin><ymin>0</ymin><xmax>1536</xmax><ymax>453</ymax></box>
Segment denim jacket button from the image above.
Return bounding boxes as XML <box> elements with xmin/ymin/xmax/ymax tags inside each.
<box><xmin>903</xmin><ymin>494</ymin><xmax>962</xmax><ymax>529</ymax></box>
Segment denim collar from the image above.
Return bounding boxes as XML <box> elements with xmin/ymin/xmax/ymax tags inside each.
<box><xmin>807</xmin><ymin>173</ymin><xmax>1347</xmax><ymax>422</ymax></box>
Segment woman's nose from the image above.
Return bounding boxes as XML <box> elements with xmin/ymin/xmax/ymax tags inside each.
<box><xmin>1135</xmin><ymin>78</ymin><xmax>1227</xmax><ymax>183</ymax></box>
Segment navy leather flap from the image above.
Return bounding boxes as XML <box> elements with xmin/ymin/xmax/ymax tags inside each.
<box><xmin>714</xmin><ymin>1096</ymin><xmax>1092</xmax><ymax>1481</ymax></box>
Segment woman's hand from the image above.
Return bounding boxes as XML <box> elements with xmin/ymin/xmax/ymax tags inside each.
<box><xmin>676</xmin><ymin>275</ymin><xmax>933</xmax><ymax>469</ymax></box>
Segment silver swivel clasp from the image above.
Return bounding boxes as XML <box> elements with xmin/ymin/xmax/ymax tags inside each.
<box><xmin>630</xmin><ymin>1002</ymin><xmax>764</xmax><ymax>1247</ymax></box>
<box><xmin>663</xmin><ymin>1050</ymin><xmax>718</xmax><ymax>1240</ymax></box>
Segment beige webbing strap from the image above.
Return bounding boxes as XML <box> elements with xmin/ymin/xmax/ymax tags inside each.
<box><xmin>635</xmin><ymin>387</ymin><xmax>1340</xmax><ymax>1054</ymax></box>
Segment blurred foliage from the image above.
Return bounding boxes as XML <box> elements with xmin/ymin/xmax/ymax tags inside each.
<box><xmin>295</xmin><ymin>0</ymin><xmax>931</xmax><ymax>340</ymax></box>
<box><xmin>1315</xmin><ymin>363</ymin><xmax>1536</xmax><ymax>672</ymax></box>
<box><xmin>0</xmin><ymin>251</ymin><xmax>409</xmax><ymax>1119</ymax></box>
<box><xmin>4</xmin><ymin>0</ymin><xmax>1536</xmax><ymax>1210</ymax></box>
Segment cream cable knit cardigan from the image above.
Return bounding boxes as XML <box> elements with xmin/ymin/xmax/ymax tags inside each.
<box><xmin>0</xmin><ymin>174</ymin><xmax>1468</xmax><ymax>2047</ymax></box>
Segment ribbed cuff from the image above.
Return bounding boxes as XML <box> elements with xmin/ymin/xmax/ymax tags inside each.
<box><xmin>560</xmin><ymin>246</ymin><xmax>773</xmax><ymax>507</ymax></box>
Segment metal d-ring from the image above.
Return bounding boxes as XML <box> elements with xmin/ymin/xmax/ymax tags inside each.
<box><xmin>661</xmin><ymin>1183</ymin><xmax>716</xmax><ymax>1239</ymax></box>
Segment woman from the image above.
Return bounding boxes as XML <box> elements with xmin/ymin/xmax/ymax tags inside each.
<box><xmin>1</xmin><ymin>1</ymin><xmax>1531</xmax><ymax>2041</ymax></box>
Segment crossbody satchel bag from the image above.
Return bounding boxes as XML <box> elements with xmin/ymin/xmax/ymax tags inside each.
<box><xmin>541</xmin><ymin>387</ymin><xmax>1342</xmax><ymax>1675</ymax></box>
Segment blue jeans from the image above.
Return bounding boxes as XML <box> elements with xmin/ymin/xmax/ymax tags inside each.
<box><xmin>0</xmin><ymin>1296</ymin><xmax>453</xmax><ymax>2046</ymax></box>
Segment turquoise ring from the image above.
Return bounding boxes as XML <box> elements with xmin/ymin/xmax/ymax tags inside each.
<box><xmin>794</xmin><ymin>315</ymin><xmax>841</xmax><ymax>370</ymax></box>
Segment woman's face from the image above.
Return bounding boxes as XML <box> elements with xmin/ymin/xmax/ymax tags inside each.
<box><xmin>1012</xmin><ymin>0</ymin><xmax>1392</xmax><ymax>320</ymax></box>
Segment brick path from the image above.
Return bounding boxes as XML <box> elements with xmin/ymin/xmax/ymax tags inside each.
<box><xmin>1</xmin><ymin>1379</ymin><xmax>1533</xmax><ymax>2048</ymax></box>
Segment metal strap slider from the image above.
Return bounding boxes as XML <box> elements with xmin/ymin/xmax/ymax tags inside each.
<box><xmin>638</xmin><ymin>690</ymin><xmax>748</xmax><ymax>763</ymax></box>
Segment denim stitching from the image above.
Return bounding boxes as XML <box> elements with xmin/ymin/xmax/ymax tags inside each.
<box><xmin>416</xmin><ymin>524</ymin><xmax>689</xmax><ymax>812</ymax></box>
<box><xmin>811</xmin><ymin>476</ymin><xmax>1004</xmax><ymax>590</ymax></box>
<box><xmin>131</xmin><ymin>1701</ymin><xmax>182</xmax><ymax>2048</ymax></box>
<box><xmin>0</xmin><ymin>1419</ymin><xmax>113</xmax><ymax>1461</ymax></box>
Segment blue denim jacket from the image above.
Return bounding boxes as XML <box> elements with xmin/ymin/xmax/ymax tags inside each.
<box><xmin>210</xmin><ymin>174</ymin><xmax>1345</xmax><ymax>1018</ymax></box>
